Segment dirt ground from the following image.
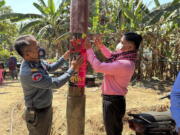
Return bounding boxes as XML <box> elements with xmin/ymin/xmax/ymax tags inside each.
<box><xmin>0</xmin><ymin>80</ymin><xmax>171</xmax><ymax>135</ymax></box>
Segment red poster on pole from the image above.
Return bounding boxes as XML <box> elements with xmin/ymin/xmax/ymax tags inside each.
<box><xmin>69</xmin><ymin>38</ymin><xmax>87</xmax><ymax>88</ymax></box>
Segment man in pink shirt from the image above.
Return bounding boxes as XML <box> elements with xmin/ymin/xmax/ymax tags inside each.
<box><xmin>85</xmin><ymin>32</ymin><xmax>142</xmax><ymax>135</ymax></box>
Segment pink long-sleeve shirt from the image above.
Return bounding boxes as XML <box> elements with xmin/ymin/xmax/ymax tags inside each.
<box><xmin>86</xmin><ymin>45</ymin><xmax>135</xmax><ymax>96</ymax></box>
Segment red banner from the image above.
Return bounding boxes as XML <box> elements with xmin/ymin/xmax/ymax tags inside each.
<box><xmin>69</xmin><ymin>38</ymin><xmax>87</xmax><ymax>88</ymax></box>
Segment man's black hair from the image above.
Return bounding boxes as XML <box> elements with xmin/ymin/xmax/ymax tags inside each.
<box><xmin>14</xmin><ymin>35</ymin><xmax>31</xmax><ymax>57</ymax></box>
<box><xmin>124</xmin><ymin>32</ymin><xmax>142</xmax><ymax>50</ymax></box>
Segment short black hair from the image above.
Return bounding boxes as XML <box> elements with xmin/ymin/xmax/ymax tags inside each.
<box><xmin>124</xmin><ymin>32</ymin><xmax>142</xmax><ymax>50</ymax></box>
<box><xmin>14</xmin><ymin>35</ymin><xmax>31</xmax><ymax>57</ymax></box>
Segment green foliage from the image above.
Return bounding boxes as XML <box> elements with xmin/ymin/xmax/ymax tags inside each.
<box><xmin>0</xmin><ymin>49</ymin><xmax>20</xmax><ymax>62</ymax></box>
<box><xmin>92</xmin><ymin>0</ymin><xmax>100</xmax><ymax>33</ymax></box>
<box><xmin>0</xmin><ymin>0</ymin><xmax>70</xmax><ymax>39</ymax></box>
<box><xmin>48</xmin><ymin>0</ymin><xmax>55</xmax><ymax>15</ymax></box>
<box><xmin>143</xmin><ymin>0</ymin><xmax>180</xmax><ymax>26</ymax></box>
<box><xmin>0</xmin><ymin>0</ymin><xmax>5</xmax><ymax>8</ymax></box>
<box><xmin>0</xmin><ymin>4</ymin><xmax>18</xmax><ymax>51</ymax></box>
<box><xmin>47</xmin><ymin>58</ymin><xmax>57</xmax><ymax>63</ymax></box>
<box><xmin>154</xmin><ymin>0</ymin><xmax>160</xmax><ymax>7</ymax></box>
<box><xmin>88</xmin><ymin>0</ymin><xmax>180</xmax><ymax>81</ymax></box>
<box><xmin>0</xmin><ymin>0</ymin><xmax>179</xmax><ymax>81</ymax></box>
<box><xmin>0</xmin><ymin>0</ymin><xmax>72</xmax><ymax>57</ymax></box>
<box><xmin>0</xmin><ymin>13</ymin><xmax>43</xmax><ymax>22</ymax></box>
<box><xmin>0</xmin><ymin>49</ymin><xmax>10</xmax><ymax>60</ymax></box>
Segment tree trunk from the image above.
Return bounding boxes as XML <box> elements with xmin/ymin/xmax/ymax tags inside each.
<box><xmin>70</xmin><ymin>0</ymin><xmax>88</xmax><ymax>33</ymax></box>
<box><xmin>66</xmin><ymin>0</ymin><xmax>89</xmax><ymax>135</ymax></box>
<box><xmin>66</xmin><ymin>87</ymin><xmax>85</xmax><ymax>135</ymax></box>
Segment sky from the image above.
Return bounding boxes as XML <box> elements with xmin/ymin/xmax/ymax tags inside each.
<box><xmin>5</xmin><ymin>0</ymin><xmax>62</xmax><ymax>13</ymax></box>
<box><xmin>5</xmin><ymin>0</ymin><xmax>172</xmax><ymax>14</ymax></box>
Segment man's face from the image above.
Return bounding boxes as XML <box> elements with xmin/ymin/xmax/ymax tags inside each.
<box><xmin>23</xmin><ymin>37</ymin><xmax>40</xmax><ymax>61</ymax></box>
<box><xmin>116</xmin><ymin>36</ymin><xmax>135</xmax><ymax>52</ymax></box>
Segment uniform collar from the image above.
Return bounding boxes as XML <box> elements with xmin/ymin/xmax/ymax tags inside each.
<box><xmin>26</xmin><ymin>60</ymin><xmax>41</xmax><ymax>68</ymax></box>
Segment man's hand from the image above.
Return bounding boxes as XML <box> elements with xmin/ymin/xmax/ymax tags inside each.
<box><xmin>85</xmin><ymin>38</ymin><xmax>92</xmax><ymax>50</ymax></box>
<box><xmin>70</xmin><ymin>56</ymin><xmax>84</xmax><ymax>72</ymax></box>
<box><xmin>94</xmin><ymin>35</ymin><xmax>103</xmax><ymax>48</ymax></box>
<box><xmin>63</xmin><ymin>51</ymin><xmax>70</xmax><ymax>60</ymax></box>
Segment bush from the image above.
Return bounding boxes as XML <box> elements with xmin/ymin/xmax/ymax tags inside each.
<box><xmin>0</xmin><ymin>49</ymin><xmax>10</xmax><ymax>61</ymax></box>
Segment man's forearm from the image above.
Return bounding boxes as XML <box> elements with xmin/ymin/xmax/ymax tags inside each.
<box><xmin>99</xmin><ymin>45</ymin><xmax>112</xmax><ymax>58</ymax></box>
<box><xmin>51</xmin><ymin>68</ymin><xmax>74</xmax><ymax>88</ymax></box>
<box><xmin>47</xmin><ymin>57</ymin><xmax>66</xmax><ymax>72</ymax></box>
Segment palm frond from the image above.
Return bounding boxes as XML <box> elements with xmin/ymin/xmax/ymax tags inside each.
<box><xmin>0</xmin><ymin>13</ymin><xmax>43</xmax><ymax>22</ymax></box>
<box><xmin>37</xmin><ymin>0</ymin><xmax>47</xmax><ymax>7</ymax></box>
<box><xmin>48</xmin><ymin>0</ymin><xmax>55</xmax><ymax>14</ymax></box>
<box><xmin>54</xmin><ymin>0</ymin><xmax>69</xmax><ymax>17</ymax></box>
<box><xmin>55</xmin><ymin>32</ymin><xmax>71</xmax><ymax>43</ymax></box>
<box><xmin>0</xmin><ymin>13</ymin><xmax>23</xmax><ymax>20</ymax></box>
<box><xmin>58</xmin><ymin>0</ymin><xmax>67</xmax><ymax>8</ymax></box>
<box><xmin>33</xmin><ymin>3</ymin><xmax>48</xmax><ymax>16</ymax></box>
<box><xmin>143</xmin><ymin>2</ymin><xmax>180</xmax><ymax>24</ymax></box>
<box><xmin>37</xmin><ymin>24</ymin><xmax>52</xmax><ymax>38</ymax></box>
<box><xmin>119</xmin><ymin>0</ymin><xmax>134</xmax><ymax>20</ymax></box>
<box><xmin>20</xmin><ymin>20</ymin><xmax>42</xmax><ymax>33</ymax></box>
<box><xmin>148</xmin><ymin>10</ymin><xmax>164</xmax><ymax>25</ymax></box>
<box><xmin>164</xmin><ymin>2</ymin><xmax>180</xmax><ymax>12</ymax></box>
<box><xmin>134</xmin><ymin>0</ymin><xmax>143</xmax><ymax>16</ymax></box>
<box><xmin>154</xmin><ymin>0</ymin><xmax>160</xmax><ymax>7</ymax></box>
<box><xmin>129</xmin><ymin>0</ymin><xmax>134</xmax><ymax>10</ymax></box>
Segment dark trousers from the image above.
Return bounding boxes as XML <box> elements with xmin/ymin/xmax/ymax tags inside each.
<box><xmin>9</xmin><ymin>69</ymin><xmax>17</xmax><ymax>79</ymax></box>
<box><xmin>25</xmin><ymin>106</ymin><xmax>53</xmax><ymax>135</ymax></box>
<box><xmin>103</xmin><ymin>95</ymin><xmax>126</xmax><ymax>135</ymax></box>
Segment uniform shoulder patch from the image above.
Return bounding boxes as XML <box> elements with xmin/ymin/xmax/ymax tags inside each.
<box><xmin>32</xmin><ymin>72</ymin><xmax>43</xmax><ymax>82</ymax></box>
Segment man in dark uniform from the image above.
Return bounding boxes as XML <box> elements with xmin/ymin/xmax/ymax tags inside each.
<box><xmin>14</xmin><ymin>35</ymin><xmax>83</xmax><ymax>135</ymax></box>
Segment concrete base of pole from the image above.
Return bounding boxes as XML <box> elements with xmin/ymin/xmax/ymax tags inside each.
<box><xmin>66</xmin><ymin>86</ymin><xmax>86</xmax><ymax>135</ymax></box>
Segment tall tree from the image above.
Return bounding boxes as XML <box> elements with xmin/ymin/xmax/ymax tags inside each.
<box><xmin>0</xmin><ymin>0</ymin><xmax>70</xmax><ymax>36</ymax></box>
<box><xmin>66</xmin><ymin>0</ymin><xmax>88</xmax><ymax>135</ymax></box>
<box><xmin>0</xmin><ymin>1</ymin><xmax>18</xmax><ymax>52</ymax></box>
<box><xmin>0</xmin><ymin>0</ymin><xmax>71</xmax><ymax>57</ymax></box>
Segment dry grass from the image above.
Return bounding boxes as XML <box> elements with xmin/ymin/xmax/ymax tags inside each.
<box><xmin>0</xmin><ymin>80</ymin><xmax>170</xmax><ymax>135</ymax></box>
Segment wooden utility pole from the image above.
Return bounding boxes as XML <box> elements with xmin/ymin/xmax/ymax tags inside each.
<box><xmin>66</xmin><ymin>0</ymin><xmax>88</xmax><ymax>135</ymax></box>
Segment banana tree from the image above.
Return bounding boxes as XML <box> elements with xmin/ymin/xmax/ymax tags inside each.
<box><xmin>89</xmin><ymin>0</ymin><xmax>150</xmax><ymax>45</ymax></box>
<box><xmin>0</xmin><ymin>0</ymin><xmax>5</xmax><ymax>8</ymax></box>
<box><xmin>0</xmin><ymin>0</ymin><xmax>70</xmax><ymax>42</ymax></box>
<box><xmin>143</xmin><ymin>0</ymin><xmax>180</xmax><ymax>27</ymax></box>
<box><xmin>141</xmin><ymin>0</ymin><xmax>180</xmax><ymax>79</ymax></box>
<box><xmin>90</xmin><ymin>0</ymin><xmax>179</xmax><ymax>32</ymax></box>
<box><xmin>0</xmin><ymin>1</ymin><xmax>18</xmax><ymax>51</ymax></box>
<box><xmin>0</xmin><ymin>0</ymin><xmax>72</xmax><ymax>57</ymax></box>
<box><xmin>89</xmin><ymin>0</ymin><xmax>180</xmax><ymax>81</ymax></box>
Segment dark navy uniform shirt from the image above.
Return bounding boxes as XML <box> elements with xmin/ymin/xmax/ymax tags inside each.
<box><xmin>19</xmin><ymin>57</ymin><xmax>74</xmax><ymax>109</ymax></box>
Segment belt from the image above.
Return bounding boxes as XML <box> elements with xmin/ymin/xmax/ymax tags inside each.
<box><xmin>102</xmin><ymin>94</ymin><xmax>124</xmax><ymax>100</ymax></box>
<box><xmin>27</xmin><ymin>105</ymin><xmax>51</xmax><ymax>112</ymax></box>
